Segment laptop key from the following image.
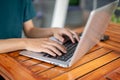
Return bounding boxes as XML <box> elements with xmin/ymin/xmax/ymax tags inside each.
<box><xmin>54</xmin><ymin>43</ymin><xmax>78</xmax><ymax>61</ymax></box>
<box><xmin>41</xmin><ymin>39</ymin><xmax>78</xmax><ymax>61</ymax></box>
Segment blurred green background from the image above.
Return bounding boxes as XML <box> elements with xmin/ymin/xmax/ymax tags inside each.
<box><xmin>69</xmin><ymin>0</ymin><xmax>120</xmax><ymax>24</ymax></box>
<box><xmin>111</xmin><ymin>7</ymin><xmax>120</xmax><ymax>23</ymax></box>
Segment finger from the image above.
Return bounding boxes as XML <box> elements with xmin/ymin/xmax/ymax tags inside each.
<box><xmin>64</xmin><ymin>29</ymin><xmax>75</xmax><ymax>43</ymax></box>
<box><xmin>46</xmin><ymin>40</ymin><xmax>67</xmax><ymax>53</ymax></box>
<box><xmin>54</xmin><ymin>34</ymin><xmax>64</xmax><ymax>42</ymax></box>
<box><xmin>43</xmin><ymin>45</ymin><xmax>62</xmax><ymax>56</ymax></box>
<box><xmin>41</xmin><ymin>48</ymin><xmax>56</xmax><ymax>57</ymax></box>
<box><xmin>71</xmin><ymin>31</ymin><xmax>80</xmax><ymax>42</ymax></box>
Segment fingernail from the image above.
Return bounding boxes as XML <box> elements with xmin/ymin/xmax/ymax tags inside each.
<box><xmin>64</xmin><ymin>50</ymin><xmax>67</xmax><ymax>53</ymax></box>
<box><xmin>53</xmin><ymin>54</ymin><xmax>56</xmax><ymax>57</ymax></box>
<box><xmin>72</xmin><ymin>40</ymin><xmax>75</xmax><ymax>43</ymax></box>
<box><xmin>59</xmin><ymin>53</ymin><xmax>62</xmax><ymax>56</ymax></box>
<box><xmin>62</xmin><ymin>38</ymin><xmax>64</xmax><ymax>42</ymax></box>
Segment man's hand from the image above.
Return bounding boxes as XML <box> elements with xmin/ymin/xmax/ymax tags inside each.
<box><xmin>24</xmin><ymin>20</ymin><xmax>80</xmax><ymax>43</ymax></box>
<box><xmin>51</xmin><ymin>28</ymin><xmax>80</xmax><ymax>43</ymax></box>
<box><xmin>23</xmin><ymin>20</ymin><xmax>80</xmax><ymax>56</ymax></box>
<box><xmin>24</xmin><ymin>38</ymin><xmax>67</xmax><ymax>56</ymax></box>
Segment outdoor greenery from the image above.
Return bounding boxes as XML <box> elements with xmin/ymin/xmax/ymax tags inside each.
<box><xmin>111</xmin><ymin>7</ymin><xmax>120</xmax><ymax>23</ymax></box>
<box><xmin>69</xmin><ymin>0</ymin><xmax>120</xmax><ymax>23</ymax></box>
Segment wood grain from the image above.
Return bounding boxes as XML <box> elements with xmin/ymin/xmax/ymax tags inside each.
<box><xmin>0</xmin><ymin>54</ymin><xmax>38</xmax><ymax>80</ymax></box>
<box><xmin>52</xmin><ymin>52</ymin><xmax>120</xmax><ymax>80</ymax></box>
<box><xmin>77</xmin><ymin>52</ymin><xmax>120</xmax><ymax>80</ymax></box>
<box><xmin>99</xmin><ymin>67</ymin><xmax>120</xmax><ymax>80</ymax></box>
<box><xmin>0</xmin><ymin>23</ymin><xmax>120</xmax><ymax>80</ymax></box>
<box><xmin>37</xmin><ymin>48</ymin><xmax>111</xmax><ymax>79</ymax></box>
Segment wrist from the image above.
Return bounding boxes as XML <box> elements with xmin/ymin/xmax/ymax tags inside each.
<box><xmin>50</xmin><ymin>28</ymin><xmax>58</xmax><ymax>36</ymax></box>
<box><xmin>19</xmin><ymin>38</ymin><xmax>28</xmax><ymax>50</ymax></box>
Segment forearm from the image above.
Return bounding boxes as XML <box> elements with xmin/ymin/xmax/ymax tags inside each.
<box><xmin>25</xmin><ymin>27</ymin><xmax>54</xmax><ymax>38</ymax></box>
<box><xmin>0</xmin><ymin>38</ymin><xmax>26</xmax><ymax>53</ymax></box>
<box><xmin>23</xmin><ymin>20</ymin><xmax>56</xmax><ymax>38</ymax></box>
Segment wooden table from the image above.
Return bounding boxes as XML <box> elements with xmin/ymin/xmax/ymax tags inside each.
<box><xmin>0</xmin><ymin>23</ymin><xmax>120</xmax><ymax>80</ymax></box>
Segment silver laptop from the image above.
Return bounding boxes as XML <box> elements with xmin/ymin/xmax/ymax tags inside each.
<box><xmin>20</xmin><ymin>0</ymin><xmax>119</xmax><ymax>68</ymax></box>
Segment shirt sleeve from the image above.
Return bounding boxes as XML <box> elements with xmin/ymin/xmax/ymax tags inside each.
<box><xmin>23</xmin><ymin>0</ymin><xmax>36</xmax><ymax>22</ymax></box>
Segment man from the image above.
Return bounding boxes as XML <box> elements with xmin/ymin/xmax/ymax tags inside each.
<box><xmin>0</xmin><ymin>0</ymin><xmax>79</xmax><ymax>56</ymax></box>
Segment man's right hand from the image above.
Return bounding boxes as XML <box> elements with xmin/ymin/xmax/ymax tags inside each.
<box><xmin>24</xmin><ymin>38</ymin><xmax>67</xmax><ymax>57</ymax></box>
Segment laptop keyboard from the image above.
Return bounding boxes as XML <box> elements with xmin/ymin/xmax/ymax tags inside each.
<box><xmin>41</xmin><ymin>39</ymin><xmax>78</xmax><ymax>61</ymax></box>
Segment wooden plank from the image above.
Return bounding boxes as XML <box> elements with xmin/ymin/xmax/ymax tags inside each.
<box><xmin>77</xmin><ymin>56</ymin><xmax>120</xmax><ymax>80</ymax></box>
<box><xmin>98</xmin><ymin>78</ymin><xmax>107</xmax><ymax>80</ymax></box>
<box><xmin>105</xmin><ymin>30</ymin><xmax>120</xmax><ymax>37</ymax></box>
<box><xmin>105</xmin><ymin>73</ymin><xmax>120</xmax><ymax>80</ymax></box>
<box><xmin>106</xmin><ymin>23</ymin><xmax>120</xmax><ymax>35</ymax></box>
<box><xmin>106</xmin><ymin>26</ymin><xmax>120</xmax><ymax>33</ymax></box>
<box><xmin>107</xmin><ymin>26</ymin><xmax>120</xmax><ymax>31</ymax></box>
<box><xmin>0</xmin><ymin>54</ymin><xmax>40</xmax><ymax>80</ymax></box>
<box><xmin>107</xmin><ymin>23</ymin><xmax>120</xmax><ymax>30</ymax></box>
<box><xmin>8</xmin><ymin>51</ymin><xmax>20</xmax><ymax>57</ymax></box>
<box><xmin>108</xmin><ymin>37</ymin><xmax>120</xmax><ymax>43</ymax></box>
<box><xmin>21</xmin><ymin>59</ymin><xmax>42</xmax><ymax>67</ymax></box>
<box><xmin>105</xmin><ymin>31</ymin><xmax>120</xmax><ymax>42</ymax></box>
<box><xmin>104</xmin><ymin>40</ymin><xmax>120</xmax><ymax>48</ymax></box>
<box><xmin>107</xmin><ymin>23</ymin><xmax>120</xmax><ymax>31</ymax></box>
<box><xmin>98</xmin><ymin>42</ymin><xmax>120</xmax><ymax>52</ymax></box>
<box><xmin>99</xmin><ymin>73</ymin><xmax>120</xmax><ymax>80</ymax></box>
<box><xmin>29</xmin><ymin>62</ymin><xmax>55</xmax><ymax>74</ymax></box>
<box><xmin>106</xmin><ymin>29</ymin><xmax>120</xmax><ymax>35</ymax></box>
<box><xmin>99</xmin><ymin>67</ymin><xmax>120</xmax><ymax>80</ymax></box>
<box><xmin>0</xmin><ymin>68</ymin><xmax>11</xmax><ymax>80</ymax></box>
<box><xmin>51</xmin><ymin>52</ymin><xmax>120</xmax><ymax>80</ymax></box>
<box><xmin>14</xmin><ymin>55</ymin><xmax>31</xmax><ymax>62</ymax></box>
<box><xmin>36</xmin><ymin>48</ymin><xmax>112</xmax><ymax>79</ymax></box>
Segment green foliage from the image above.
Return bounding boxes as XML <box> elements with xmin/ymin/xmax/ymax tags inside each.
<box><xmin>69</xmin><ymin>0</ymin><xmax>80</xmax><ymax>6</ymax></box>
<box><xmin>111</xmin><ymin>7</ymin><xmax>120</xmax><ymax>23</ymax></box>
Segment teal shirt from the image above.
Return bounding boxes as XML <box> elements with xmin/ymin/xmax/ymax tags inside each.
<box><xmin>0</xmin><ymin>0</ymin><xmax>36</xmax><ymax>39</ymax></box>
